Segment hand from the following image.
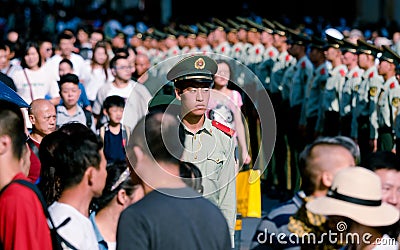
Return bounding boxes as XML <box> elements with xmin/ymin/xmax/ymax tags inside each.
<box><xmin>369</xmin><ymin>139</ymin><xmax>377</xmax><ymax>152</ymax></box>
<box><xmin>242</xmin><ymin>153</ymin><xmax>252</xmax><ymax>165</ymax></box>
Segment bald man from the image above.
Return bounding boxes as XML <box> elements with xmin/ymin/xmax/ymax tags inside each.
<box><xmin>27</xmin><ymin>99</ymin><xmax>56</xmax><ymax>183</ymax></box>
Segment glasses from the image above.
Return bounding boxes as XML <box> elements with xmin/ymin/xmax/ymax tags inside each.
<box><xmin>115</xmin><ymin>66</ymin><xmax>133</xmax><ymax>71</ymax></box>
<box><xmin>45</xmin><ymin>48</ymin><xmax>53</xmax><ymax>52</ymax></box>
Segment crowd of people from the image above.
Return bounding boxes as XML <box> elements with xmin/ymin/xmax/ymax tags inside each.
<box><xmin>0</xmin><ymin>10</ymin><xmax>400</xmax><ymax>250</ymax></box>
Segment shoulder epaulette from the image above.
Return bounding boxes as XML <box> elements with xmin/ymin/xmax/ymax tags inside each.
<box><xmin>212</xmin><ymin>120</ymin><xmax>235</xmax><ymax>137</ymax></box>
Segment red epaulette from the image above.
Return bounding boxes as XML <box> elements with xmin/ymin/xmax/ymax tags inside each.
<box><xmin>212</xmin><ymin>120</ymin><xmax>235</xmax><ymax>137</ymax></box>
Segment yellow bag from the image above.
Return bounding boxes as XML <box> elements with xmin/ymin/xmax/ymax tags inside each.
<box><xmin>236</xmin><ymin>168</ymin><xmax>262</xmax><ymax>218</ymax></box>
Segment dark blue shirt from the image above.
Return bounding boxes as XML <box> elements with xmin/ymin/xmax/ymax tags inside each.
<box><xmin>103</xmin><ymin>128</ymin><xmax>126</xmax><ymax>164</ymax></box>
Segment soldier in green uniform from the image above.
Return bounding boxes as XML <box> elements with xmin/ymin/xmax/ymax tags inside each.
<box><xmin>167</xmin><ymin>55</ymin><xmax>237</xmax><ymax>247</ymax></box>
<box><xmin>377</xmin><ymin>45</ymin><xmax>400</xmax><ymax>151</ymax></box>
<box><xmin>352</xmin><ymin>39</ymin><xmax>383</xmax><ymax>164</ymax></box>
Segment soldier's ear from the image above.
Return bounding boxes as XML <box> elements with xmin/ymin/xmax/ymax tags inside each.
<box><xmin>175</xmin><ymin>88</ymin><xmax>182</xmax><ymax>100</ymax></box>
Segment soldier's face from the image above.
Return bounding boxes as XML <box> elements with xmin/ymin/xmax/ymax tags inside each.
<box><xmin>176</xmin><ymin>86</ymin><xmax>210</xmax><ymax>117</ymax></box>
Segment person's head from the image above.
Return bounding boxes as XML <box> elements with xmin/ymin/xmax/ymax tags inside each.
<box><xmin>127</xmin><ymin>111</ymin><xmax>185</xmax><ymax>178</ymax></box>
<box><xmin>76</xmin><ymin>25</ymin><xmax>92</xmax><ymax>45</ymax></box>
<box><xmin>52</xmin><ymin>123</ymin><xmax>106</xmax><ymax>196</ymax></box>
<box><xmin>28</xmin><ymin>99</ymin><xmax>56</xmax><ymax>137</ymax></box>
<box><xmin>377</xmin><ymin>45</ymin><xmax>400</xmax><ymax>79</ymax></box>
<box><xmin>58</xmin><ymin>73</ymin><xmax>81</xmax><ymax>108</ymax></box>
<box><xmin>356</xmin><ymin>39</ymin><xmax>380</xmax><ymax>70</ymax></box>
<box><xmin>38</xmin><ymin>38</ymin><xmax>53</xmax><ymax>62</ymax></box>
<box><xmin>92</xmin><ymin>41</ymin><xmax>109</xmax><ymax>67</ymax></box>
<box><xmin>0</xmin><ymin>100</ymin><xmax>27</xmax><ymax>161</ymax></box>
<box><xmin>20</xmin><ymin>41</ymin><xmax>42</xmax><ymax>69</ymax></box>
<box><xmin>110</xmin><ymin>55</ymin><xmax>132</xmax><ymax>82</ymax></box>
<box><xmin>90</xmin><ymin>29</ymin><xmax>105</xmax><ymax>49</ymax></box>
<box><xmin>364</xmin><ymin>151</ymin><xmax>400</xmax><ymax>211</ymax></box>
<box><xmin>168</xmin><ymin>55</ymin><xmax>218</xmax><ymax>118</ymax></box>
<box><xmin>103</xmin><ymin>95</ymin><xmax>125</xmax><ymax>125</ymax></box>
<box><xmin>58</xmin><ymin>58</ymin><xmax>73</xmax><ymax>76</ymax></box>
<box><xmin>214</xmin><ymin>60</ymin><xmax>232</xmax><ymax>89</ymax></box>
<box><xmin>299</xmin><ymin>136</ymin><xmax>358</xmax><ymax>196</ymax></box>
<box><xmin>57</xmin><ymin>32</ymin><xmax>74</xmax><ymax>57</ymax></box>
<box><xmin>134</xmin><ymin>53</ymin><xmax>151</xmax><ymax>78</ymax></box>
<box><xmin>306</xmin><ymin>167</ymin><xmax>400</xmax><ymax>230</ymax></box>
<box><xmin>91</xmin><ymin>161</ymin><xmax>144</xmax><ymax>212</ymax></box>
<box><xmin>111</xmin><ymin>30</ymin><xmax>127</xmax><ymax>49</ymax></box>
<box><xmin>0</xmin><ymin>43</ymin><xmax>8</xmax><ymax>69</ymax></box>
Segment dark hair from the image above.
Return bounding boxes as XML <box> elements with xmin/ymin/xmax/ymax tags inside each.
<box><xmin>38</xmin><ymin>130</ymin><xmax>69</xmax><ymax>205</ymax></box>
<box><xmin>363</xmin><ymin>151</ymin><xmax>400</xmax><ymax>172</ymax></box>
<box><xmin>91</xmin><ymin>161</ymin><xmax>138</xmax><ymax>211</ymax></box>
<box><xmin>128</xmin><ymin>111</ymin><xmax>185</xmax><ymax>165</ymax></box>
<box><xmin>0</xmin><ymin>100</ymin><xmax>26</xmax><ymax>159</ymax></box>
<box><xmin>57</xmin><ymin>32</ymin><xmax>73</xmax><ymax>44</ymax></box>
<box><xmin>179</xmin><ymin>161</ymin><xmax>203</xmax><ymax>194</ymax></box>
<box><xmin>20</xmin><ymin>41</ymin><xmax>42</xmax><ymax>68</ymax></box>
<box><xmin>52</xmin><ymin>123</ymin><xmax>103</xmax><ymax>189</ymax></box>
<box><xmin>59</xmin><ymin>58</ymin><xmax>73</xmax><ymax>69</ymax></box>
<box><xmin>91</xmin><ymin>41</ymin><xmax>110</xmax><ymax>80</ymax></box>
<box><xmin>103</xmin><ymin>95</ymin><xmax>125</xmax><ymax>110</ymax></box>
<box><xmin>109</xmin><ymin>54</ymin><xmax>128</xmax><ymax>69</ymax></box>
<box><xmin>58</xmin><ymin>73</ymin><xmax>79</xmax><ymax>87</ymax></box>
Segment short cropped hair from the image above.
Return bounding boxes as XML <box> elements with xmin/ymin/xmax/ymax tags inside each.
<box><xmin>298</xmin><ymin>136</ymin><xmax>359</xmax><ymax>196</ymax></box>
<box><xmin>128</xmin><ymin>111</ymin><xmax>185</xmax><ymax>165</ymax></box>
<box><xmin>103</xmin><ymin>95</ymin><xmax>125</xmax><ymax>111</ymax></box>
<box><xmin>52</xmin><ymin>123</ymin><xmax>103</xmax><ymax>189</ymax></box>
<box><xmin>109</xmin><ymin>54</ymin><xmax>128</xmax><ymax>69</ymax></box>
<box><xmin>0</xmin><ymin>100</ymin><xmax>26</xmax><ymax>159</ymax></box>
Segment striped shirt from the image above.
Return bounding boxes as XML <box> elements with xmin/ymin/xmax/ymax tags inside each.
<box><xmin>250</xmin><ymin>191</ymin><xmax>305</xmax><ymax>250</ymax></box>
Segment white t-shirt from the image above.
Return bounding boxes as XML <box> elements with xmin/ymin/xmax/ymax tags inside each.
<box><xmin>12</xmin><ymin>67</ymin><xmax>60</xmax><ymax>104</ymax></box>
<box><xmin>48</xmin><ymin>202</ymin><xmax>98</xmax><ymax>250</ymax></box>
<box><xmin>44</xmin><ymin>53</ymin><xmax>86</xmax><ymax>84</ymax></box>
<box><xmin>80</xmin><ymin>60</ymin><xmax>114</xmax><ymax>101</ymax></box>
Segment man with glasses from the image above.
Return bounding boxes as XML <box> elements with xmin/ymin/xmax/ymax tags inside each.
<box><xmin>167</xmin><ymin>55</ymin><xmax>237</xmax><ymax>247</ymax></box>
<box><xmin>92</xmin><ymin>55</ymin><xmax>152</xmax><ymax>130</ymax></box>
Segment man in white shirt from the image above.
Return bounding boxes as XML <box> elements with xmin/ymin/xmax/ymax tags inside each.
<box><xmin>92</xmin><ymin>55</ymin><xmax>151</xmax><ymax>130</ymax></box>
<box><xmin>47</xmin><ymin>123</ymin><xmax>107</xmax><ymax>250</ymax></box>
<box><xmin>44</xmin><ymin>32</ymin><xmax>86</xmax><ymax>85</ymax></box>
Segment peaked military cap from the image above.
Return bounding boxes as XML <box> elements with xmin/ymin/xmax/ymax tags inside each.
<box><xmin>196</xmin><ymin>23</ymin><xmax>209</xmax><ymax>37</ymax></box>
<box><xmin>379</xmin><ymin>45</ymin><xmax>400</xmax><ymax>65</ymax></box>
<box><xmin>272</xmin><ymin>20</ymin><xmax>287</xmax><ymax>36</ymax></box>
<box><xmin>211</xmin><ymin>17</ymin><xmax>227</xmax><ymax>31</ymax></box>
<box><xmin>163</xmin><ymin>27</ymin><xmax>179</xmax><ymax>39</ymax></box>
<box><xmin>234</xmin><ymin>16</ymin><xmax>251</xmax><ymax>31</ymax></box>
<box><xmin>246</xmin><ymin>19</ymin><xmax>273</xmax><ymax>34</ymax></box>
<box><xmin>180</xmin><ymin>25</ymin><xmax>197</xmax><ymax>39</ymax></box>
<box><xmin>324</xmin><ymin>33</ymin><xmax>343</xmax><ymax>49</ymax></box>
<box><xmin>286</xmin><ymin>29</ymin><xmax>311</xmax><ymax>46</ymax></box>
<box><xmin>167</xmin><ymin>55</ymin><xmax>218</xmax><ymax>86</ymax></box>
<box><xmin>357</xmin><ymin>39</ymin><xmax>381</xmax><ymax>57</ymax></box>
<box><xmin>310</xmin><ymin>35</ymin><xmax>327</xmax><ymax>50</ymax></box>
<box><xmin>262</xmin><ymin>18</ymin><xmax>275</xmax><ymax>30</ymax></box>
<box><xmin>340</xmin><ymin>39</ymin><xmax>358</xmax><ymax>54</ymax></box>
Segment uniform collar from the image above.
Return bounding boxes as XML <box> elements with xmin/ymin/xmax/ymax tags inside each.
<box><xmin>179</xmin><ymin>115</ymin><xmax>213</xmax><ymax>136</ymax></box>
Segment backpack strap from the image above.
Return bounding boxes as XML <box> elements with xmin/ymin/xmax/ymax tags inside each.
<box><xmin>11</xmin><ymin>180</ymin><xmax>78</xmax><ymax>250</ymax></box>
<box><xmin>26</xmin><ymin>137</ymin><xmax>39</xmax><ymax>159</ymax></box>
<box><xmin>83</xmin><ymin>108</ymin><xmax>93</xmax><ymax>128</ymax></box>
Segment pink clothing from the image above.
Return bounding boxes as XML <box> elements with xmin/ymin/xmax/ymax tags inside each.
<box><xmin>207</xmin><ymin>89</ymin><xmax>243</xmax><ymax>138</ymax></box>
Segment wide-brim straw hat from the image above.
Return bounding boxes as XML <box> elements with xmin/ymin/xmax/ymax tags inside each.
<box><xmin>306</xmin><ymin>167</ymin><xmax>399</xmax><ymax>227</ymax></box>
